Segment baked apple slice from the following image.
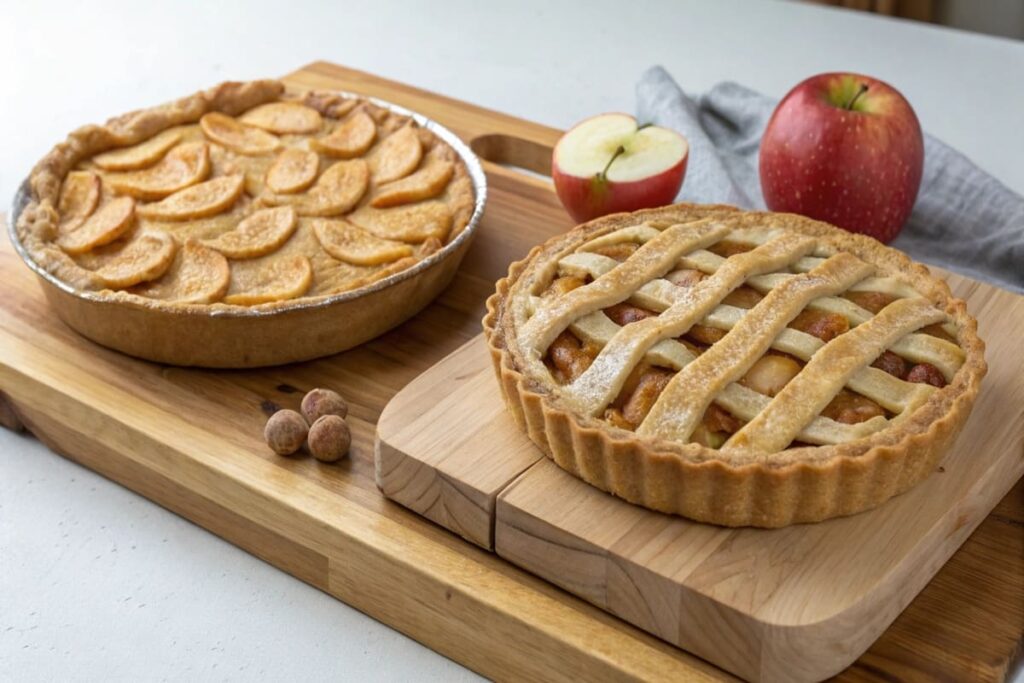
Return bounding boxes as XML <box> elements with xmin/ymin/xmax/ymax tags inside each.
<box><xmin>312</xmin><ymin>218</ymin><xmax>413</xmax><ymax>265</ymax></box>
<box><xmin>265</xmin><ymin>149</ymin><xmax>320</xmax><ymax>194</ymax></box>
<box><xmin>312</xmin><ymin>110</ymin><xmax>377</xmax><ymax>158</ymax></box>
<box><xmin>200</xmin><ymin>112</ymin><xmax>280</xmax><ymax>155</ymax></box>
<box><xmin>57</xmin><ymin>196</ymin><xmax>135</xmax><ymax>255</ymax></box>
<box><xmin>368</xmin><ymin>126</ymin><xmax>422</xmax><ymax>183</ymax></box>
<box><xmin>57</xmin><ymin>171</ymin><xmax>101</xmax><ymax>231</ymax></box>
<box><xmin>107</xmin><ymin>142</ymin><xmax>210</xmax><ymax>200</ymax></box>
<box><xmin>133</xmin><ymin>240</ymin><xmax>230</xmax><ymax>304</ymax></box>
<box><xmin>138</xmin><ymin>175</ymin><xmax>245</xmax><ymax>221</ymax></box>
<box><xmin>93</xmin><ymin>230</ymin><xmax>177</xmax><ymax>288</ymax></box>
<box><xmin>93</xmin><ymin>130</ymin><xmax>183</xmax><ymax>171</ymax></box>
<box><xmin>265</xmin><ymin>160</ymin><xmax>368</xmax><ymax>217</ymax></box>
<box><xmin>371</xmin><ymin>159</ymin><xmax>454</xmax><ymax>208</ymax></box>
<box><xmin>223</xmin><ymin>254</ymin><xmax>313</xmax><ymax>305</ymax></box>
<box><xmin>349</xmin><ymin>200</ymin><xmax>452</xmax><ymax>242</ymax></box>
<box><xmin>203</xmin><ymin>206</ymin><xmax>298</xmax><ymax>259</ymax></box>
<box><xmin>239</xmin><ymin>102</ymin><xmax>323</xmax><ymax>135</ymax></box>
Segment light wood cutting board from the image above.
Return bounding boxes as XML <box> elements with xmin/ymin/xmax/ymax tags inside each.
<box><xmin>377</xmin><ymin>308</ymin><xmax>1024</xmax><ymax>681</ymax></box>
<box><xmin>2</xmin><ymin>62</ymin><xmax>1022</xmax><ymax>683</ymax></box>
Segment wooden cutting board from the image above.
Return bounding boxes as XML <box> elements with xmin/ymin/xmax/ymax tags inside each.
<box><xmin>2</xmin><ymin>61</ymin><xmax>1021</xmax><ymax>682</ymax></box>
<box><xmin>378</xmin><ymin>316</ymin><xmax>1024</xmax><ymax>681</ymax></box>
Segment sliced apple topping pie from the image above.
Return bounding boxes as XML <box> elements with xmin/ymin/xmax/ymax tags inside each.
<box><xmin>18</xmin><ymin>80</ymin><xmax>475</xmax><ymax>308</ymax></box>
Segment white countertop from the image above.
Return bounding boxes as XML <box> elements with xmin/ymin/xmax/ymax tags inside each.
<box><xmin>2</xmin><ymin>1</ymin><xmax>1022</xmax><ymax>680</ymax></box>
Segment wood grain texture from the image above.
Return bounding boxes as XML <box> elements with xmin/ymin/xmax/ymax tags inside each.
<box><xmin>2</xmin><ymin>61</ymin><xmax>1020</xmax><ymax>682</ymax></box>
<box><xmin>0</xmin><ymin>390</ymin><xmax>24</xmax><ymax>432</ymax></box>
<box><xmin>377</xmin><ymin>336</ymin><xmax>544</xmax><ymax>548</ymax></box>
<box><xmin>381</xmin><ymin>307</ymin><xmax>1024</xmax><ymax>682</ymax></box>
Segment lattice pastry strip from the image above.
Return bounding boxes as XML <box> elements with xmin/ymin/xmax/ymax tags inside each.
<box><xmin>586</xmin><ymin>223</ymin><xmax>923</xmax><ymax>298</ymax></box>
<box><xmin>516</xmin><ymin>219</ymin><xmax>731</xmax><ymax>364</ymax></box>
<box><xmin>556</xmin><ymin>232</ymin><xmax>818</xmax><ymax>417</ymax></box>
<box><xmin>695</xmin><ymin>305</ymin><xmax>933</xmax><ymax>414</ymax></box>
<box><xmin>725</xmin><ymin>297</ymin><xmax>947</xmax><ymax>453</ymax></box>
<box><xmin>678</xmin><ymin>250</ymin><xmax>962</xmax><ymax>372</ymax></box>
<box><xmin>559</xmin><ymin>250</ymin><xmax>962</xmax><ymax>380</ymax></box>
<box><xmin>637</xmin><ymin>253</ymin><xmax>875</xmax><ymax>442</ymax></box>
<box><xmin>549</xmin><ymin>255</ymin><xmax>949</xmax><ymax>416</ymax></box>
<box><xmin>565</xmin><ymin>310</ymin><xmax>893</xmax><ymax>445</ymax></box>
<box><xmin>536</xmin><ymin>280</ymin><xmax>937</xmax><ymax>415</ymax></box>
<box><xmin>571</xmin><ymin>224</ymin><xmax>963</xmax><ymax>370</ymax></box>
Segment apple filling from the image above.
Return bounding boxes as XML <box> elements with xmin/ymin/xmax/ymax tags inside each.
<box><xmin>540</xmin><ymin>239</ymin><xmax>949</xmax><ymax>449</ymax></box>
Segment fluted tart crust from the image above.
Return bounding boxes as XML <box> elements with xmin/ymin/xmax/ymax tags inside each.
<box><xmin>483</xmin><ymin>204</ymin><xmax>986</xmax><ymax>527</ymax></box>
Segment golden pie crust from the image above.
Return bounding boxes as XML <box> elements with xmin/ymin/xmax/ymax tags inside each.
<box><xmin>483</xmin><ymin>204</ymin><xmax>986</xmax><ymax>527</ymax></box>
<box><xmin>16</xmin><ymin>79</ymin><xmax>475</xmax><ymax>311</ymax></box>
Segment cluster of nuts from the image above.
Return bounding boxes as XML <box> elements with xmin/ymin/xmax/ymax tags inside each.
<box><xmin>263</xmin><ymin>388</ymin><xmax>352</xmax><ymax>463</ymax></box>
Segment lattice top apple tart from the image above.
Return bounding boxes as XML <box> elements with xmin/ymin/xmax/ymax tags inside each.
<box><xmin>17</xmin><ymin>80</ymin><xmax>475</xmax><ymax>307</ymax></box>
<box><xmin>484</xmin><ymin>204</ymin><xmax>986</xmax><ymax>527</ymax></box>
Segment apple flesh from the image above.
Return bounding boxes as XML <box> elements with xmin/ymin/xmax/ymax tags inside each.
<box><xmin>759</xmin><ymin>73</ymin><xmax>924</xmax><ymax>243</ymax></box>
<box><xmin>552</xmin><ymin>113</ymin><xmax>689</xmax><ymax>223</ymax></box>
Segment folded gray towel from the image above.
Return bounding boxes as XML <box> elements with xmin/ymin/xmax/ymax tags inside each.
<box><xmin>637</xmin><ymin>66</ymin><xmax>1024</xmax><ymax>294</ymax></box>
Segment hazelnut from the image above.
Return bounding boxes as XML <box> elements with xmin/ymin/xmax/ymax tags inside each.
<box><xmin>307</xmin><ymin>415</ymin><xmax>351</xmax><ymax>463</ymax></box>
<box><xmin>301</xmin><ymin>388</ymin><xmax>348</xmax><ymax>424</ymax></box>
<box><xmin>264</xmin><ymin>409</ymin><xmax>308</xmax><ymax>455</ymax></box>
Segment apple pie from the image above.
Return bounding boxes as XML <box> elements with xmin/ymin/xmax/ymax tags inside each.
<box><xmin>17</xmin><ymin>79</ymin><xmax>475</xmax><ymax>307</ymax></box>
<box><xmin>13</xmin><ymin>79</ymin><xmax>483</xmax><ymax>367</ymax></box>
<box><xmin>483</xmin><ymin>204</ymin><xmax>986</xmax><ymax>527</ymax></box>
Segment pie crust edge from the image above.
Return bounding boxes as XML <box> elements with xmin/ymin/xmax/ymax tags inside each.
<box><xmin>482</xmin><ymin>203</ymin><xmax>987</xmax><ymax>527</ymax></box>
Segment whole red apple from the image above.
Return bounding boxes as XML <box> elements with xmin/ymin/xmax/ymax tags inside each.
<box><xmin>553</xmin><ymin>113</ymin><xmax>688</xmax><ymax>223</ymax></box>
<box><xmin>759</xmin><ymin>73</ymin><xmax>923</xmax><ymax>243</ymax></box>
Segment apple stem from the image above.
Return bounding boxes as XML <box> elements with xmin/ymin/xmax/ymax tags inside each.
<box><xmin>845</xmin><ymin>83</ymin><xmax>869</xmax><ymax>110</ymax></box>
<box><xmin>637</xmin><ymin>122</ymin><xmax>653</xmax><ymax>131</ymax></box>
<box><xmin>597</xmin><ymin>145</ymin><xmax>626</xmax><ymax>181</ymax></box>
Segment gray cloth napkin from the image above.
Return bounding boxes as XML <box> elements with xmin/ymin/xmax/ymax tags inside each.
<box><xmin>637</xmin><ymin>66</ymin><xmax>1024</xmax><ymax>294</ymax></box>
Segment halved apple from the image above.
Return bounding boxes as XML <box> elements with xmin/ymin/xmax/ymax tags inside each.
<box><xmin>552</xmin><ymin>113</ymin><xmax>688</xmax><ymax>223</ymax></box>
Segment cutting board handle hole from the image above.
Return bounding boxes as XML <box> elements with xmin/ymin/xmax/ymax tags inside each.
<box><xmin>470</xmin><ymin>134</ymin><xmax>552</xmax><ymax>180</ymax></box>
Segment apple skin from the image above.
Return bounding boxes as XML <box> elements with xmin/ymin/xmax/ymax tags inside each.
<box><xmin>759</xmin><ymin>72</ymin><xmax>924</xmax><ymax>243</ymax></box>
<box><xmin>552</xmin><ymin>156</ymin><xmax>688</xmax><ymax>223</ymax></box>
<box><xmin>552</xmin><ymin>114</ymin><xmax>689</xmax><ymax>224</ymax></box>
